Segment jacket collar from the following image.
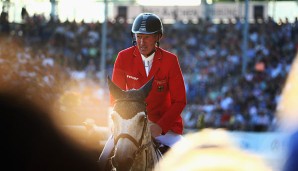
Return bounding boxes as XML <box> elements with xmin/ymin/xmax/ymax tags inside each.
<box><xmin>133</xmin><ymin>46</ymin><xmax>162</xmax><ymax>79</ymax></box>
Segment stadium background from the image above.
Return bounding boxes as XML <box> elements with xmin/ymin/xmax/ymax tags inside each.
<box><xmin>1</xmin><ymin>0</ymin><xmax>298</xmax><ymax>170</ymax></box>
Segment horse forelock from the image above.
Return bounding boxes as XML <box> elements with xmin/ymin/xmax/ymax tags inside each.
<box><xmin>126</xmin><ymin>89</ymin><xmax>146</xmax><ymax>99</ymax></box>
<box><xmin>113</xmin><ymin>90</ymin><xmax>146</xmax><ymax>119</ymax></box>
<box><xmin>114</xmin><ymin>101</ymin><xmax>146</xmax><ymax>119</ymax></box>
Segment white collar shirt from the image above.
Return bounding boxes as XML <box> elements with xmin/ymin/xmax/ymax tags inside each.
<box><xmin>141</xmin><ymin>52</ymin><xmax>155</xmax><ymax>76</ymax></box>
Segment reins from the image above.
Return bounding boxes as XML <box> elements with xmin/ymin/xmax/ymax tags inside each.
<box><xmin>113</xmin><ymin>113</ymin><xmax>148</xmax><ymax>149</ymax></box>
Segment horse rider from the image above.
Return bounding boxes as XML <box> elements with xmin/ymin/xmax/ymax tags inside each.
<box><xmin>98</xmin><ymin>12</ymin><xmax>187</xmax><ymax>169</ymax></box>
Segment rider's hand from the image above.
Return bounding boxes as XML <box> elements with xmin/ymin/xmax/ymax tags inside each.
<box><xmin>150</xmin><ymin>123</ymin><xmax>162</xmax><ymax>137</ymax></box>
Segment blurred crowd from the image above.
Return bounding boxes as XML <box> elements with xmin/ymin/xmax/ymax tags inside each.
<box><xmin>1</xmin><ymin>8</ymin><xmax>298</xmax><ymax>132</ymax></box>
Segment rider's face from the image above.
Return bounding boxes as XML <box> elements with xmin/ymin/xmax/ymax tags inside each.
<box><xmin>135</xmin><ymin>33</ymin><xmax>159</xmax><ymax>57</ymax></box>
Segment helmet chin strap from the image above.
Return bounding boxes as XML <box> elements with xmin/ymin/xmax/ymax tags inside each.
<box><xmin>156</xmin><ymin>34</ymin><xmax>161</xmax><ymax>47</ymax></box>
<box><xmin>131</xmin><ymin>32</ymin><xmax>137</xmax><ymax>46</ymax></box>
<box><xmin>145</xmin><ymin>49</ymin><xmax>156</xmax><ymax>57</ymax></box>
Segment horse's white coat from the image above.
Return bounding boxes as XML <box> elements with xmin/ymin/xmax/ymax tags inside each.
<box><xmin>111</xmin><ymin>111</ymin><xmax>161</xmax><ymax>171</ymax></box>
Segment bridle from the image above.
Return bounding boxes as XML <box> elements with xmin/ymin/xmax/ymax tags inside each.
<box><xmin>110</xmin><ymin>98</ymin><xmax>153</xmax><ymax>169</ymax></box>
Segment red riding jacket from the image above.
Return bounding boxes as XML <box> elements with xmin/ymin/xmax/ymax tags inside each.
<box><xmin>111</xmin><ymin>46</ymin><xmax>187</xmax><ymax>134</ymax></box>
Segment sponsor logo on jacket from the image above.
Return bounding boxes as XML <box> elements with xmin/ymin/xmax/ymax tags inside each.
<box><xmin>127</xmin><ymin>75</ymin><xmax>139</xmax><ymax>80</ymax></box>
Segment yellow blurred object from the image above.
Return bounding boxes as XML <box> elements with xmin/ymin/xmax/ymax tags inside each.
<box><xmin>155</xmin><ymin>128</ymin><xmax>272</xmax><ymax>171</ymax></box>
<box><xmin>277</xmin><ymin>53</ymin><xmax>298</xmax><ymax>131</ymax></box>
<box><xmin>59</xmin><ymin>91</ymin><xmax>82</xmax><ymax>107</ymax></box>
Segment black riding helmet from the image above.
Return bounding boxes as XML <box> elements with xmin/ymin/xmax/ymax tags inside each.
<box><xmin>131</xmin><ymin>13</ymin><xmax>163</xmax><ymax>46</ymax></box>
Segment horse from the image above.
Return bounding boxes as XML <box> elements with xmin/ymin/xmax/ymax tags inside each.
<box><xmin>106</xmin><ymin>76</ymin><xmax>162</xmax><ymax>171</ymax></box>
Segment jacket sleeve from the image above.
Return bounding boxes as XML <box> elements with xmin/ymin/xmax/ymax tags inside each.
<box><xmin>110</xmin><ymin>52</ymin><xmax>127</xmax><ymax>105</ymax></box>
<box><xmin>157</xmin><ymin>56</ymin><xmax>187</xmax><ymax>133</ymax></box>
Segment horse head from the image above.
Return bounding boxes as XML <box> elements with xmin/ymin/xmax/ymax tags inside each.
<box><xmin>107</xmin><ymin>76</ymin><xmax>155</xmax><ymax>171</ymax></box>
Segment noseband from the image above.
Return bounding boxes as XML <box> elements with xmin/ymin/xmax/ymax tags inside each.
<box><xmin>111</xmin><ymin>98</ymin><xmax>153</xmax><ymax>168</ymax></box>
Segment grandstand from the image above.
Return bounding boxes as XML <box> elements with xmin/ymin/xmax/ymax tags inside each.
<box><xmin>1</xmin><ymin>0</ymin><xmax>298</xmax><ymax>170</ymax></box>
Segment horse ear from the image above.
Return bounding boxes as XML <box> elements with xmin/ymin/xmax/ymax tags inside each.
<box><xmin>107</xmin><ymin>76</ymin><xmax>124</xmax><ymax>99</ymax></box>
<box><xmin>139</xmin><ymin>76</ymin><xmax>154</xmax><ymax>98</ymax></box>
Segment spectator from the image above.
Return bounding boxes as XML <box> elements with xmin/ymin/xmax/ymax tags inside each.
<box><xmin>0</xmin><ymin>6</ymin><xmax>10</xmax><ymax>34</ymax></box>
